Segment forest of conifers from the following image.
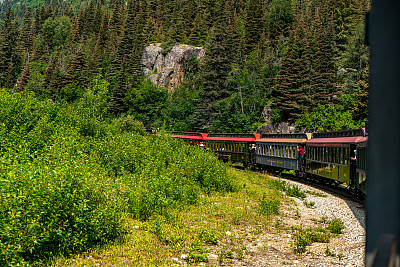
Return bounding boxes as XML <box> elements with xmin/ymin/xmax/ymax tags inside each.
<box><xmin>0</xmin><ymin>0</ymin><xmax>370</xmax><ymax>132</ymax></box>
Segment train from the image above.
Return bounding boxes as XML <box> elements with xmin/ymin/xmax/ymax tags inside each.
<box><xmin>170</xmin><ymin>128</ymin><xmax>368</xmax><ymax>197</ymax></box>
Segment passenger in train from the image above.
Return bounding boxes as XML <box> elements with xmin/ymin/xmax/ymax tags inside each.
<box><xmin>298</xmin><ymin>145</ymin><xmax>305</xmax><ymax>170</ymax></box>
<box><xmin>350</xmin><ymin>144</ymin><xmax>357</xmax><ymax>181</ymax></box>
<box><xmin>251</xmin><ymin>144</ymin><xmax>256</xmax><ymax>164</ymax></box>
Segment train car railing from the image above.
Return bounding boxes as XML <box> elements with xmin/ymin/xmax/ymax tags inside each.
<box><xmin>260</xmin><ymin>133</ymin><xmax>308</xmax><ymax>139</ymax></box>
<box><xmin>312</xmin><ymin>129</ymin><xmax>366</xmax><ymax>139</ymax></box>
<box><xmin>171</xmin><ymin>132</ymin><xmax>203</xmax><ymax>137</ymax></box>
<box><xmin>208</xmin><ymin>133</ymin><xmax>258</xmax><ymax>139</ymax></box>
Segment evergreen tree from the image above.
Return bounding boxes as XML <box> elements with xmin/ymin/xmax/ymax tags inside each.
<box><xmin>0</xmin><ymin>7</ymin><xmax>21</xmax><ymax>88</ymax></box>
<box><xmin>20</xmin><ymin>6</ymin><xmax>33</xmax><ymax>55</ymax></box>
<box><xmin>15</xmin><ymin>61</ymin><xmax>30</xmax><ymax>92</ymax></box>
<box><xmin>244</xmin><ymin>0</ymin><xmax>264</xmax><ymax>56</ymax></box>
<box><xmin>310</xmin><ymin>5</ymin><xmax>336</xmax><ymax>106</ymax></box>
<box><xmin>109</xmin><ymin>72</ymin><xmax>128</xmax><ymax>114</ymax></box>
<box><xmin>192</xmin><ymin>2</ymin><xmax>231</xmax><ymax>130</ymax></box>
<box><xmin>188</xmin><ymin>12</ymin><xmax>207</xmax><ymax>47</ymax></box>
<box><xmin>66</xmin><ymin>46</ymin><xmax>86</xmax><ymax>86</ymax></box>
<box><xmin>272</xmin><ymin>11</ymin><xmax>308</xmax><ymax>121</ymax></box>
<box><xmin>352</xmin><ymin>65</ymin><xmax>368</xmax><ymax>122</ymax></box>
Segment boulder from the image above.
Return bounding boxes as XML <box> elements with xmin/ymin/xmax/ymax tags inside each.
<box><xmin>142</xmin><ymin>43</ymin><xmax>205</xmax><ymax>91</ymax></box>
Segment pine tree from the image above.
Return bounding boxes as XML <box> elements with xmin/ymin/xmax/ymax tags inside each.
<box><xmin>308</xmin><ymin>4</ymin><xmax>336</xmax><ymax>106</ymax></box>
<box><xmin>244</xmin><ymin>0</ymin><xmax>265</xmax><ymax>56</ymax></box>
<box><xmin>15</xmin><ymin>61</ymin><xmax>30</xmax><ymax>92</ymax></box>
<box><xmin>272</xmin><ymin>10</ymin><xmax>308</xmax><ymax>121</ymax></box>
<box><xmin>64</xmin><ymin>46</ymin><xmax>86</xmax><ymax>87</ymax></box>
<box><xmin>188</xmin><ymin>12</ymin><xmax>207</xmax><ymax>47</ymax></box>
<box><xmin>0</xmin><ymin>7</ymin><xmax>21</xmax><ymax>88</ymax></box>
<box><xmin>20</xmin><ymin>6</ymin><xmax>33</xmax><ymax>55</ymax></box>
<box><xmin>109</xmin><ymin>72</ymin><xmax>128</xmax><ymax>114</ymax></box>
<box><xmin>353</xmin><ymin>65</ymin><xmax>368</xmax><ymax>122</ymax></box>
<box><xmin>192</xmin><ymin>2</ymin><xmax>231</xmax><ymax>130</ymax></box>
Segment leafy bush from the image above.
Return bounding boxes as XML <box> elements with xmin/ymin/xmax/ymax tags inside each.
<box><xmin>0</xmin><ymin>137</ymin><xmax>122</xmax><ymax>265</ymax></box>
<box><xmin>0</xmin><ymin>90</ymin><xmax>236</xmax><ymax>265</ymax></box>
<box><xmin>111</xmin><ymin>115</ymin><xmax>144</xmax><ymax>134</ymax></box>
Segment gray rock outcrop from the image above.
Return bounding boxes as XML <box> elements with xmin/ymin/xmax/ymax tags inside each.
<box><xmin>142</xmin><ymin>43</ymin><xmax>205</xmax><ymax>91</ymax></box>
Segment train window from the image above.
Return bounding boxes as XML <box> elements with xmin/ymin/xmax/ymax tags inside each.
<box><xmin>319</xmin><ymin>147</ymin><xmax>323</xmax><ymax>162</ymax></box>
<box><xmin>321</xmin><ymin>147</ymin><xmax>325</xmax><ymax>162</ymax></box>
<box><xmin>344</xmin><ymin>147</ymin><xmax>349</xmax><ymax>164</ymax></box>
<box><xmin>339</xmin><ymin>148</ymin><xmax>343</xmax><ymax>164</ymax></box>
<box><xmin>328</xmin><ymin>147</ymin><xmax>332</xmax><ymax>162</ymax></box>
<box><xmin>325</xmin><ymin>148</ymin><xmax>328</xmax><ymax>162</ymax></box>
<box><xmin>337</xmin><ymin>148</ymin><xmax>340</xmax><ymax>163</ymax></box>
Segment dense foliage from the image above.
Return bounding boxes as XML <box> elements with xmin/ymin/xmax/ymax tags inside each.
<box><xmin>0</xmin><ymin>90</ymin><xmax>235</xmax><ymax>265</ymax></box>
<box><xmin>0</xmin><ymin>0</ymin><xmax>369</xmax><ymax>132</ymax></box>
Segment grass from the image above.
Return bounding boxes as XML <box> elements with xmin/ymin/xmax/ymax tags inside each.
<box><xmin>49</xmin><ymin>168</ymin><xmax>346</xmax><ymax>264</ymax></box>
<box><xmin>292</xmin><ymin>218</ymin><xmax>345</xmax><ymax>254</ymax></box>
<box><xmin>50</xmin><ymin>168</ymin><xmax>284</xmax><ymax>266</ymax></box>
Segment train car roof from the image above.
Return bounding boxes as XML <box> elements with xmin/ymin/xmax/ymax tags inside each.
<box><xmin>256</xmin><ymin>138</ymin><xmax>308</xmax><ymax>144</ymax></box>
<box><xmin>170</xmin><ymin>134</ymin><xmax>204</xmax><ymax>140</ymax></box>
<box><xmin>311</xmin><ymin>128</ymin><xmax>366</xmax><ymax>139</ymax></box>
<box><xmin>356</xmin><ymin>136</ymin><xmax>368</xmax><ymax>144</ymax></box>
<box><xmin>306</xmin><ymin>136</ymin><xmax>365</xmax><ymax>145</ymax></box>
<box><xmin>170</xmin><ymin>132</ymin><xmax>208</xmax><ymax>140</ymax></box>
<box><xmin>204</xmin><ymin>137</ymin><xmax>258</xmax><ymax>142</ymax></box>
<box><xmin>204</xmin><ymin>133</ymin><xmax>260</xmax><ymax>142</ymax></box>
<box><xmin>256</xmin><ymin>133</ymin><xmax>311</xmax><ymax>144</ymax></box>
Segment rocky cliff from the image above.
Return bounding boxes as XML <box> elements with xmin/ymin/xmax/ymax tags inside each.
<box><xmin>142</xmin><ymin>43</ymin><xmax>205</xmax><ymax>91</ymax></box>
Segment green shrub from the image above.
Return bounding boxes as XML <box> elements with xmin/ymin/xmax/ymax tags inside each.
<box><xmin>285</xmin><ymin>185</ymin><xmax>306</xmax><ymax>199</ymax></box>
<box><xmin>199</xmin><ymin>229</ymin><xmax>218</xmax><ymax>245</ymax></box>
<box><xmin>292</xmin><ymin>226</ymin><xmax>331</xmax><ymax>254</ymax></box>
<box><xmin>0</xmin><ymin>90</ymin><xmax>236</xmax><ymax>264</ymax></box>
<box><xmin>327</xmin><ymin>218</ymin><xmax>345</xmax><ymax>234</ymax></box>
<box><xmin>258</xmin><ymin>193</ymin><xmax>280</xmax><ymax>216</ymax></box>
